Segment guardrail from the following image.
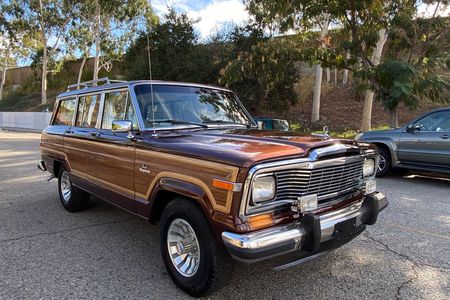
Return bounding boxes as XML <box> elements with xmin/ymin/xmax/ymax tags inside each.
<box><xmin>0</xmin><ymin>112</ymin><xmax>52</xmax><ymax>131</ymax></box>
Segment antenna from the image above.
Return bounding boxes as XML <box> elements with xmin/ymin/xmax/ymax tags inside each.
<box><xmin>146</xmin><ymin>30</ymin><xmax>157</xmax><ymax>137</ymax></box>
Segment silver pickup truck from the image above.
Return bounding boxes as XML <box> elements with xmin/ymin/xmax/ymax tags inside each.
<box><xmin>356</xmin><ymin>107</ymin><xmax>450</xmax><ymax>176</ymax></box>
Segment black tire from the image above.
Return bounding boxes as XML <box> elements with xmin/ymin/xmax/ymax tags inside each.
<box><xmin>160</xmin><ymin>198</ymin><xmax>231</xmax><ymax>297</ymax></box>
<box><xmin>58</xmin><ymin>167</ymin><xmax>90</xmax><ymax>212</ymax></box>
<box><xmin>376</xmin><ymin>147</ymin><xmax>391</xmax><ymax>177</ymax></box>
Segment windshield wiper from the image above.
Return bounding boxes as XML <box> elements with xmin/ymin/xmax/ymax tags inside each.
<box><xmin>202</xmin><ymin>120</ymin><xmax>251</xmax><ymax>128</ymax></box>
<box><xmin>153</xmin><ymin>119</ymin><xmax>208</xmax><ymax>128</ymax></box>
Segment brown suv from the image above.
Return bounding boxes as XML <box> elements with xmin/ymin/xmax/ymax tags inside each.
<box><xmin>39</xmin><ymin>78</ymin><xmax>388</xmax><ymax>297</ymax></box>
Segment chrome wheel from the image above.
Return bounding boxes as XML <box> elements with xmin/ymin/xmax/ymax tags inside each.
<box><xmin>378</xmin><ymin>155</ymin><xmax>387</xmax><ymax>173</ymax></box>
<box><xmin>167</xmin><ymin>218</ymin><xmax>200</xmax><ymax>277</ymax></box>
<box><xmin>60</xmin><ymin>171</ymin><xmax>71</xmax><ymax>204</ymax></box>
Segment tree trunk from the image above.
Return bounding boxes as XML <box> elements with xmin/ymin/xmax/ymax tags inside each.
<box><xmin>77</xmin><ymin>55</ymin><xmax>87</xmax><ymax>85</ymax></box>
<box><xmin>360</xmin><ymin>29</ymin><xmax>388</xmax><ymax>132</ymax></box>
<box><xmin>311</xmin><ymin>15</ymin><xmax>330</xmax><ymax>123</ymax></box>
<box><xmin>389</xmin><ymin>107</ymin><xmax>398</xmax><ymax>128</ymax></box>
<box><xmin>40</xmin><ymin>32</ymin><xmax>48</xmax><ymax>105</ymax></box>
<box><xmin>334</xmin><ymin>68</ymin><xmax>337</xmax><ymax>84</ymax></box>
<box><xmin>342</xmin><ymin>69</ymin><xmax>349</xmax><ymax>85</ymax></box>
<box><xmin>326</xmin><ymin>68</ymin><xmax>330</xmax><ymax>82</ymax></box>
<box><xmin>93</xmin><ymin>1</ymin><xmax>101</xmax><ymax>81</ymax></box>
<box><xmin>0</xmin><ymin>49</ymin><xmax>9</xmax><ymax>101</ymax></box>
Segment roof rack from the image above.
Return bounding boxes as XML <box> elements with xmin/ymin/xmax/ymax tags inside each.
<box><xmin>66</xmin><ymin>77</ymin><xmax>127</xmax><ymax>91</ymax></box>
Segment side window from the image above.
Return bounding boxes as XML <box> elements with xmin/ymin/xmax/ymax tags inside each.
<box><xmin>54</xmin><ymin>98</ymin><xmax>76</xmax><ymax>125</ymax></box>
<box><xmin>76</xmin><ymin>94</ymin><xmax>100</xmax><ymax>128</ymax></box>
<box><xmin>102</xmin><ymin>91</ymin><xmax>128</xmax><ymax>129</ymax></box>
<box><xmin>414</xmin><ymin>111</ymin><xmax>450</xmax><ymax>132</ymax></box>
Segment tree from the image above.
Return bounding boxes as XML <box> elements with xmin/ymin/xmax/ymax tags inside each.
<box><xmin>3</xmin><ymin>0</ymin><xmax>72</xmax><ymax>105</ymax></box>
<box><xmin>125</xmin><ymin>8</ymin><xmax>221</xmax><ymax>84</ymax></box>
<box><xmin>220</xmin><ymin>26</ymin><xmax>299</xmax><ymax>112</ymax></box>
<box><xmin>311</xmin><ymin>15</ymin><xmax>330</xmax><ymax>122</ymax></box>
<box><xmin>72</xmin><ymin>0</ymin><xmax>155</xmax><ymax>82</ymax></box>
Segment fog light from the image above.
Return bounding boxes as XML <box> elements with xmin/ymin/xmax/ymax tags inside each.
<box><xmin>365</xmin><ymin>179</ymin><xmax>377</xmax><ymax>194</ymax></box>
<box><xmin>292</xmin><ymin>194</ymin><xmax>318</xmax><ymax>213</ymax></box>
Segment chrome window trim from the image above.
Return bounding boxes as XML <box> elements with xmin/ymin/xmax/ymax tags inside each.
<box><xmin>128</xmin><ymin>82</ymin><xmax>257</xmax><ymax>132</ymax></box>
<box><xmin>239</xmin><ymin>144</ymin><xmax>377</xmax><ymax>221</ymax></box>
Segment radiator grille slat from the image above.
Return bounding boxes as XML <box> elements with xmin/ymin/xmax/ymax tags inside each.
<box><xmin>274</xmin><ymin>160</ymin><xmax>363</xmax><ymax>205</ymax></box>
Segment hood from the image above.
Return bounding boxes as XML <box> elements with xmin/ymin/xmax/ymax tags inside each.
<box><xmin>139</xmin><ymin>128</ymin><xmax>358</xmax><ymax>168</ymax></box>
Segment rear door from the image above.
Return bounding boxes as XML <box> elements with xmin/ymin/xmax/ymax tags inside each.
<box><xmin>88</xmin><ymin>89</ymin><xmax>137</xmax><ymax>211</ymax></box>
<box><xmin>397</xmin><ymin>110</ymin><xmax>450</xmax><ymax>167</ymax></box>
<box><xmin>64</xmin><ymin>93</ymin><xmax>101</xmax><ymax>179</ymax></box>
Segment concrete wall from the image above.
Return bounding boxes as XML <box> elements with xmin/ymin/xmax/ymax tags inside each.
<box><xmin>0</xmin><ymin>112</ymin><xmax>52</xmax><ymax>131</ymax></box>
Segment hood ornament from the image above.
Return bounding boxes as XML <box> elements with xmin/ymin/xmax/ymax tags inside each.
<box><xmin>323</xmin><ymin>126</ymin><xmax>329</xmax><ymax>137</ymax></box>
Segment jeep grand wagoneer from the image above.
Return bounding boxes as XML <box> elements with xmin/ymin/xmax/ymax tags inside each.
<box><xmin>39</xmin><ymin>78</ymin><xmax>388</xmax><ymax>297</ymax></box>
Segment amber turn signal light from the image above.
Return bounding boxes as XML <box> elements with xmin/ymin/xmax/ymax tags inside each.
<box><xmin>213</xmin><ymin>179</ymin><xmax>236</xmax><ymax>191</ymax></box>
<box><xmin>248</xmin><ymin>213</ymin><xmax>274</xmax><ymax>231</ymax></box>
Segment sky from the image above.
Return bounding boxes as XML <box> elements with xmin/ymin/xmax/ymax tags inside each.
<box><xmin>151</xmin><ymin>0</ymin><xmax>450</xmax><ymax>40</ymax></box>
<box><xmin>151</xmin><ymin>0</ymin><xmax>249</xmax><ymax>39</ymax></box>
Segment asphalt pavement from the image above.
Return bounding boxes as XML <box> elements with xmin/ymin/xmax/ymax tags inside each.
<box><xmin>0</xmin><ymin>130</ymin><xmax>449</xmax><ymax>299</ymax></box>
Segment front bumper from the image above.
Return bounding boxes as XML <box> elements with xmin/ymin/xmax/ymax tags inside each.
<box><xmin>222</xmin><ymin>192</ymin><xmax>388</xmax><ymax>263</ymax></box>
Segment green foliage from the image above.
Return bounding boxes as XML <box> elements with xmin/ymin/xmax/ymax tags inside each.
<box><xmin>220</xmin><ymin>26</ymin><xmax>300</xmax><ymax>112</ymax></box>
<box><xmin>125</xmin><ymin>8</ymin><xmax>220</xmax><ymax>83</ymax></box>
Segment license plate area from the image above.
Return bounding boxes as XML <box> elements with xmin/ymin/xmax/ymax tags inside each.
<box><xmin>333</xmin><ymin>218</ymin><xmax>365</xmax><ymax>244</ymax></box>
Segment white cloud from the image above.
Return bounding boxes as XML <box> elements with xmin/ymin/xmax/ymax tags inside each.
<box><xmin>150</xmin><ymin>0</ymin><xmax>249</xmax><ymax>39</ymax></box>
<box><xmin>187</xmin><ymin>0</ymin><xmax>249</xmax><ymax>39</ymax></box>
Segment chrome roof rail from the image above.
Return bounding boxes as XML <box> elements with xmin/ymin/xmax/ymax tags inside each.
<box><xmin>66</xmin><ymin>77</ymin><xmax>127</xmax><ymax>91</ymax></box>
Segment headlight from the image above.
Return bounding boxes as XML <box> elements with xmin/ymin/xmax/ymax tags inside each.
<box><xmin>252</xmin><ymin>176</ymin><xmax>276</xmax><ymax>204</ymax></box>
<box><xmin>363</xmin><ymin>158</ymin><xmax>375</xmax><ymax>177</ymax></box>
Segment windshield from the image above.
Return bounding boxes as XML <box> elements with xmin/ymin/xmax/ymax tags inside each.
<box><xmin>133</xmin><ymin>84</ymin><xmax>254</xmax><ymax>129</ymax></box>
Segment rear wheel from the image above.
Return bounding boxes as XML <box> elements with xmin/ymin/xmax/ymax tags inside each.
<box><xmin>58</xmin><ymin>167</ymin><xmax>90</xmax><ymax>212</ymax></box>
<box><xmin>376</xmin><ymin>147</ymin><xmax>391</xmax><ymax>177</ymax></box>
<box><xmin>159</xmin><ymin>198</ymin><xmax>231</xmax><ymax>297</ymax></box>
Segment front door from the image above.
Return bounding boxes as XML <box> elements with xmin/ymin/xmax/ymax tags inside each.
<box><xmin>397</xmin><ymin>110</ymin><xmax>450</xmax><ymax>167</ymax></box>
<box><xmin>88</xmin><ymin>90</ymin><xmax>137</xmax><ymax>211</ymax></box>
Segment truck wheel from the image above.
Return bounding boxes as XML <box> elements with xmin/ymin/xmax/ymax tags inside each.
<box><xmin>376</xmin><ymin>147</ymin><xmax>391</xmax><ymax>177</ymax></box>
<box><xmin>58</xmin><ymin>167</ymin><xmax>90</xmax><ymax>212</ymax></box>
<box><xmin>160</xmin><ymin>198</ymin><xmax>231</xmax><ymax>297</ymax></box>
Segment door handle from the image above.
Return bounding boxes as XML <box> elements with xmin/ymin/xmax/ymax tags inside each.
<box><xmin>89</xmin><ymin>131</ymin><xmax>97</xmax><ymax>136</ymax></box>
<box><xmin>440</xmin><ymin>134</ymin><xmax>449</xmax><ymax>139</ymax></box>
<box><xmin>64</xmin><ymin>130</ymin><xmax>73</xmax><ymax>134</ymax></box>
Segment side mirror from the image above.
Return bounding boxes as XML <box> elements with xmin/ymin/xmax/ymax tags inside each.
<box><xmin>112</xmin><ymin>120</ymin><xmax>132</xmax><ymax>133</ymax></box>
<box><xmin>406</xmin><ymin>124</ymin><xmax>420</xmax><ymax>132</ymax></box>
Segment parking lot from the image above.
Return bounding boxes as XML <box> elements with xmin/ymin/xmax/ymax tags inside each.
<box><xmin>0</xmin><ymin>130</ymin><xmax>449</xmax><ymax>299</ymax></box>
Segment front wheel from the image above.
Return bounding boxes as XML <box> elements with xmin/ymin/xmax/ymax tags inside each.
<box><xmin>160</xmin><ymin>198</ymin><xmax>231</xmax><ymax>297</ymax></box>
<box><xmin>376</xmin><ymin>147</ymin><xmax>391</xmax><ymax>177</ymax></box>
<box><xmin>58</xmin><ymin>167</ymin><xmax>90</xmax><ymax>212</ymax></box>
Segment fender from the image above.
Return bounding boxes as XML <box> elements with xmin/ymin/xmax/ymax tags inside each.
<box><xmin>360</xmin><ymin>137</ymin><xmax>400</xmax><ymax>166</ymax></box>
<box><xmin>135</xmin><ymin>174</ymin><xmax>221</xmax><ymax>222</ymax></box>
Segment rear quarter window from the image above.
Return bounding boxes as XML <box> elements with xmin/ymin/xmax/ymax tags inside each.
<box><xmin>54</xmin><ymin>98</ymin><xmax>76</xmax><ymax>125</ymax></box>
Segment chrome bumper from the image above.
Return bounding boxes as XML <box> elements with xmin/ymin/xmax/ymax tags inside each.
<box><xmin>222</xmin><ymin>192</ymin><xmax>388</xmax><ymax>263</ymax></box>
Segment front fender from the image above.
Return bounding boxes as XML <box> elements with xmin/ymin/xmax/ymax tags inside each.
<box><xmin>360</xmin><ymin>136</ymin><xmax>399</xmax><ymax>166</ymax></box>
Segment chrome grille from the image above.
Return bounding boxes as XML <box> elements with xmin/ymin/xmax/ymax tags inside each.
<box><xmin>275</xmin><ymin>160</ymin><xmax>363</xmax><ymax>204</ymax></box>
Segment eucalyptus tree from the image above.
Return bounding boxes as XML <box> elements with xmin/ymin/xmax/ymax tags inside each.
<box><xmin>71</xmin><ymin>0</ymin><xmax>156</xmax><ymax>81</ymax></box>
<box><xmin>2</xmin><ymin>0</ymin><xmax>73</xmax><ymax>105</ymax></box>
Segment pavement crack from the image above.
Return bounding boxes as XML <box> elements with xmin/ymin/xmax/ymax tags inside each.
<box><xmin>363</xmin><ymin>232</ymin><xmax>419</xmax><ymax>300</ymax></box>
<box><xmin>0</xmin><ymin>218</ymin><xmax>133</xmax><ymax>243</ymax></box>
<box><xmin>362</xmin><ymin>232</ymin><xmax>450</xmax><ymax>271</ymax></box>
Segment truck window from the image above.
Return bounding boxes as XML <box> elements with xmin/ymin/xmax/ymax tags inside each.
<box><xmin>76</xmin><ymin>94</ymin><xmax>100</xmax><ymax>128</ymax></box>
<box><xmin>54</xmin><ymin>98</ymin><xmax>76</xmax><ymax>126</ymax></box>
<box><xmin>102</xmin><ymin>90</ymin><xmax>138</xmax><ymax>130</ymax></box>
<box><xmin>102</xmin><ymin>91</ymin><xmax>128</xmax><ymax>129</ymax></box>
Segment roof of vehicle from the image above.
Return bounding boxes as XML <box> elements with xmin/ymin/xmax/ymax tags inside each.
<box><xmin>57</xmin><ymin>79</ymin><xmax>233</xmax><ymax>99</ymax></box>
